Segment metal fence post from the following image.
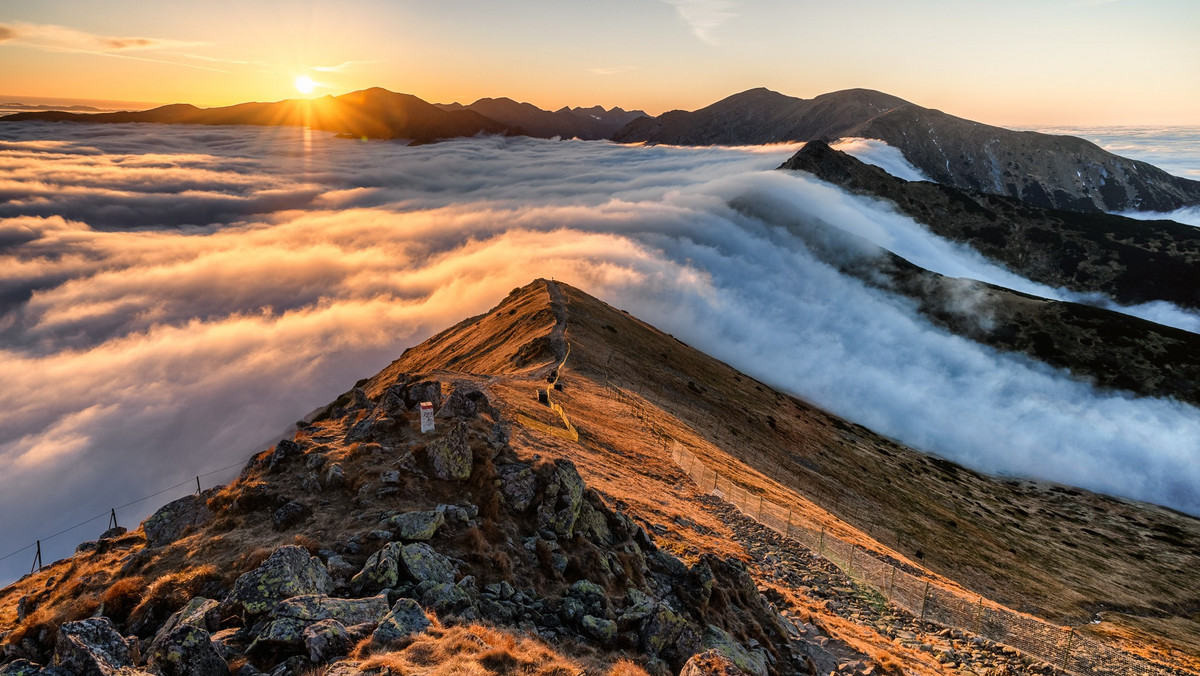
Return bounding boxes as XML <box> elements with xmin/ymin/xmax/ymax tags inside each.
<box><xmin>919</xmin><ymin>580</ymin><xmax>931</xmax><ymax>624</ymax></box>
<box><xmin>195</xmin><ymin>476</ymin><xmax>202</xmax><ymax>495</ymax></box>
<box><xmin>31</xmin><ymin>540</ymin><xmax>42</xmax><ymax>574</ymax></box>
<box><xmin>108</xmin><ymin>508</ymin><xmax>118</xmax><ymax>530</ymax></box>
<box><xmin>1058</xmin><ymin>629</ymin><xmax>1075</xmax><ymax>674</ymax></box>
<box><xmin>819</xmin><ymin>526</ymin><xmax>825</xmax><ymax>555</ymax></box>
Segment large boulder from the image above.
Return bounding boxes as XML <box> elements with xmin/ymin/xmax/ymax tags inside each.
<box><xmin>271</xmin><ymin>594</ymin><xmax>390</xmax><ymax>626</ymax></box>
<box><xmin>435</xmin><ymin>386</ymin><xmax>493</xmax><ymax>419</ymax></box>
<box><xmin>146</xmin><ymin>624</ymin><xmax>227</xmax><ymax>676</ymax></box>
<box><xmin>403</xmin><ymin>381</ymin><xmax>442</xmax><ymax>410</ymax></box>
<box><xmin>303</xmin><ymin>619</ymin><xmax>352</xmax><ymax>663</ymax></box>
<box><xmin>52</xmin><ymin>618</ymin><xmax>136</xmax><ymax>676</ymax></box>
<box><xmin>142</xmin><ymin>493</ymin><xmax>212</xmax><ymax>547</ymax></box>
<box><xmin>386</xmin><ymin>510</ymin><xmax>445</xmax><ymax>541</ymax></box>
<box><xmin>399</xmin><ymin>543</ymin><xmax>456</xmax><ymax>584</ymax></box>
<box><xmin>641</xmin><ymin>604</ymin><xmax>702</xmax><ymax>667</ymax></box>
<box><xmin>228</xmin><ymin>545</ymin><xmax>333</xmax><ymax>615</ymax></box>
<box><xmin>425</xmin><ymin>421</ymin><xmax>472</xmax><ymax>480</ymax></box>
<box><xmin>350</xmin><ymin>542</ymin><xmax>405</xmax><ymax>594</ymax></box>
<box><xmin>371</xmin><ymin>599</ymin><xmax>430</xmax><ymax>645</ymax></box>
<box><xmin>150</xmin><ymin>598</ymin><xmax>219</xmax><ymax>650</ymax></box>
<box><xmin>537</xmin><ymin>459</ymin><xmax>585</xmax><ymax>539</ymax></box>
<box><xmin>497</xmin><ymin>464</ymin><xmax>537</xmax><ymax>512</ymax></box>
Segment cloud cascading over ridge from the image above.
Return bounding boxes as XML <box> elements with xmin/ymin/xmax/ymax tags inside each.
<box><xmin>1</xmin><ymin>121</ymin><xmax>1199</xmax><ymax>585</ymax></box>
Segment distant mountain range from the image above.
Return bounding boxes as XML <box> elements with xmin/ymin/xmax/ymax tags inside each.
<box><xmin>4</xmin><ymin>86</ymin><xmax>1199</xmax><ymax>214</ymax></box>
<box><xmin>613</xmin><ymin>88</ymin><xmax>1200</xmax><ymax>214</ymax></box>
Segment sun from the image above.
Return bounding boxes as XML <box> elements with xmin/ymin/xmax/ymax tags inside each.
<box><xmin>293</xmin><ymin>75</ymin><xmax>317</xmax><ymax>95</ymax></box>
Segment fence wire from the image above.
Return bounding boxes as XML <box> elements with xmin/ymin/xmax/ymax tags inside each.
<box><xmin>670</xmin><ymin>446</ymin><xmax>1190</xmax><ymax>676</ymax></box>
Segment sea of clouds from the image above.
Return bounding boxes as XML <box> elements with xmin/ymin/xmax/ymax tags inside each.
<box><xmin>1</xmin><ymin>122</ymin><xmax>1198</xmax><ymax>584</ymax></box>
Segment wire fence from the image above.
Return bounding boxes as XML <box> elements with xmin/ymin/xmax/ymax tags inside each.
<box><xmin>671</xmin><ymin>445</ymin><xmax>1192</xmax><ymax>676</ymax></box>
<box><xmin>0</xmin><ymin>459</ymin><xmax>247</xmax><ymax>586</ymax></box>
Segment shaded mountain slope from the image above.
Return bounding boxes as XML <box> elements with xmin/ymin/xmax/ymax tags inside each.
<box><xmin>781</xmin><ymin>140</ymin><xmax>1200</xmax><ymax>310</ymax></box>
<box><xmin>2</xmin><ymin>280</ymin><xmax>1197</xmax><ymax>674</ymax></box>
<box><xmin>612</xmin><ymin>88</ymin><xmax>1200</xmax><ymax>213</ymax></box>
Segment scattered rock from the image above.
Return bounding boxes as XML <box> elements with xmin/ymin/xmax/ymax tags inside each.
<box><xmin>537</xmin><ymin>460</ymin><xmax>585</xmax><ymax>539</ymax></box>
<box><xmin>386</xmin><ymin>510</ymin><xmax>445</xmax><ymax>541</ymax></box>
<box><xmin>228</xmin><ymin>545</ymin><xmax>334</xmax><ymax>615</ymax></box>
<box><xmin>425</xmin><ymin>421</ymin><xmax>472</xmax><ymax>480</ymax></box>
<box><xmin>371</xmin><ymin>599</ymin><xmax>431</xmax><ymax>645</ymax></box>
<box><xmin>271</xmin><ymin>594</ymin><xmax>390</xmax><ymax>627</ymax></box>
<box><xmin>303</xmin><ymin>619</ymin><xmax>351</xmax><ymax>663</ymax></box>
<box><xmin>404</xmin><ymin>381</ymin><xmax>443</xmax><ymax>411</ymax></box>
<box><xmin>581</xmin><ymin>615</ymin><xmax>617</xmax><ymax>645</ymax></box>
<box><xmin>680</xmin><ymin>649</ymin><xmax>752</xmax><ymax>676</ymax></box>
<box><xmin>435</xmin><ymin>386</ymin><xmax>492</xmax><ymax>419</ymax></box>
<box><xmin>142</xmin><ymin>493</ymin><xmax>213</xmax><ymax>547</ymax></box>
<box><xmin>497</xmin><ymin>465</ymin><xmax>537</xmax><ymax>512</ymax></box>
<box><xmin>268</xmin><ymin>440</ymin><xmax>303</xmax><ymax>472</ymax></box>
<box><xmin>400</xmin><ymin>542</ymin><xmax>457</xmax><ymax>584</ymax></box>
<box><xmin>324</xmin><ymin>463</ymin><xmax>346</xmax><ymax>489</ymax></box>
<box><xmin>272</xmin><ymin>501</ymin><xmax>311</xmax><ymax>531</ymax></box>
<box><xmin>351</xmin><ymin>542</ymin><xmax>405</xmax><ymax>594</ymax></box>
<box><xmin>52</xmin><ymin>618</ymin><xmax>136</xmax><ymax>676</ymax></box>
<box><xmin>146</xmin><ymin>624</ymin><xmax>227</xmax><ymax>676</ymax></box>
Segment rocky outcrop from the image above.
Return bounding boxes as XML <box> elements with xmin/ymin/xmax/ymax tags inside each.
<box><xmin>227</xmin><ymin>546</ymin><xmax>334</xmax><ymax>615</ymax></box>
<box><xmin>142</xmin><ymin>493</ymin><xmax>213</xmax><ymax>547</ymax></box>
<box><xmin>146</xmin><ymin>624</ymin><xmax>227</xmax><ymax>676</ymax></box>
<box><xmin>386</xmin><ymin>510</ymin><xmax>445</xmax><ymax>541</ymax></box>
<box><xmin>424</xmin><ymin>421</ymin><xmax>472</xmax><ymax>480</ymax></box>
<box><xmin>52</xmin><ymin>619</ymin><xmax>139</xmax><ymax>676</ymax></box>
<box><xmin>371</xmin><ymin>599</ymin><xmax>430</xmax><ymax>645</ymax></box>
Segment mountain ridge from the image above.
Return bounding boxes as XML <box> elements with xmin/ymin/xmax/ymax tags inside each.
<box><xmin>1</xmin><ymin>279</ymin><xmax>1198</xmax><ymax>674</ymax></box>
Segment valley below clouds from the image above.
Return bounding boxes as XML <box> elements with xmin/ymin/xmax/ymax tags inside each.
<box><xmin>2</xmin><ymin>122</ymin><xmax>1199</xmax><ymax>583</ymax></box>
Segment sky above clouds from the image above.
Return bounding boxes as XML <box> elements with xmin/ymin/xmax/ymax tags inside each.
<box><xmin>2</xmin><ymin>123</ymin><xmax>1199</xmax><ymax>584</ymax></box>
<box><xmin>1</xmin><ymin>0</ymin><xmax>1198</xmax><ymax>125</ymax></box>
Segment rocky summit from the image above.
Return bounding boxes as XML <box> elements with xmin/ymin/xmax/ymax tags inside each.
<box><xmin>1</xmin><ymin>280</ymin><xmax>1198</xmax><ymax>676</ymax></box>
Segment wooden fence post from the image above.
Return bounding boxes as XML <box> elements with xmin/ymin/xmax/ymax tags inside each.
<box><xmin>1058</xmin><ymin>629</ymin><xmax>1075</xmax><ymax>674</ymax></box>
<box><xmin>919</xmin><ymin>581</ymin><xmax>931</xmax><ymax>624</ymax></box>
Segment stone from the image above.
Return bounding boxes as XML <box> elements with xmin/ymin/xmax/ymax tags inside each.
<box><xmin>351</xmin><ymin>542</ymin><xmax>404</xmax><ymax>594</ymax></box>
<box><xmin>703</xmin><ymin>626</ymin><xmax>768</xmax><ymax>676</ymax></box>
<box><xmin>228</xmin><ymin>545</ymin><xmax>333</xmax><ymax>615</ymax></box>
<box><xmin>435</xmin><ymin>387</ymin><xmax>492</xmax><ymax>419</ymax></box>
<box><xmin>421</xmin><ymin>582</ymin><xmax>474</xmax><ymax>616</ymax></box>
<box><xmin>380</xmin><ymin>470</ymin><xmax>401</xmax><ymax>485</ymax></box>
<box><xmin>268</xmin><ymin>655</ymin><xmax>310</xmax><ymax>676</ymax></box>
<box><xmin>497</xmin><ymin>465</ymin><xmax>537</xmax><ymax>512</ymax></box>
<box><xmin>380</xmin><ymin>383</ymin><xmax>410</xmax><ymax>416</ymax></box>
<box><xmin>303</xmin><ymin>619</ymin><xmax>351</xmax><ymax>663</ymax></box>
<box><xmin>268</xmin><ymin>440</ymin><xmax>303</xmax><ymax>472</ymax></box>
<box><xmin>52</xmin><ymin>618</ymin><xmax>135</xmax><ymax>676</ymax></box>
<box><xmin>403</xmin><ymin>381</ymin><xmax>442</xmax><ymax>411</ymax></box>
<box><xmin>400</xmin><ymin>543</ymin><xmax>456</xmax><ymax>584</ymax></box>
<box><xmin>425</xmin><ymin>421</ymin><xmax>472</xmax><ymax>480</ymax></box>
<box><xmin>151</xmin><ymin>598</ymin><xmax>219</xmax><ymax>649</ymax></box>
<box><xmin>581</xmin><ymin>615</ymin><xmax>617</xmax><ymax>645</ymax></box>
<box><xmin>325</xmin><ymin>555</ymin><xmax>358</xmax><ymax>582</ymax></box>
<box><xmin>641</xmin><ymin>604</ymin><xmax>701</xmax><ymax>663</ymax></box>
<box><xmin>386</xmin><ymin>510</ymin><xmax>445</xmax><ymax>541</ymax></box>
<box><xmin>536</xmin><ymin>460</ymin><xmax>585</xmax><ymax>539</ymax></box>
<box><xmin>371</xmin><ymin>599</ymin><xmax>430</xmax><ymax>645</ymax></box>
<box><xmin>271</xmin><ymin>594</ymin><xmax>389</xmax><ymax>626</ymax></box>
<box><xmin>345</xmin><ymin>407</ymin><xmax>396</xmax><ymax>445</ymax></box>
<box><xmin>484</xmin><ymin>581</ymin><xmax>515</xmax><ymax>600</ymax></box>
<box><xmin>272</xmin><ymin>501</ymin><xmax>311</xmax><ymax>531</ymax></box>
<box><xmin>680</xmin><ymin>649</ymin><xmax>752</xmax><ymax>676</ymax></box>
<box><xmin>619</xmin><ymin>589</ymin><xmax>655</xmax><ymax>628</ymax></box>
<box><xmin>146</xmin><ymin>624</ymin><xmax>227</xmax><ymax>676</ymax></box>
<box><xmin>99</xmin><ymin>527</ymin><xmax>127</xmax><ymax>541</ymax></box>
<box><xmin>576</xmin><ymin>500</ymin><xmax>613</xmax><ymax>545</ymax></box>
<box><xmin>0</xmin><ymin>660</ymin><xmax>43</xmax><ymax>676</ymax></box>
<box><xmin>142</xmin><ymin>494</ymin><xmax>212</xmax><ymax>547</ymax></box>
<box><xmin>324</xmin><ymin>463</ymin><xmax>346</xmax><ymax>489</ymax></box>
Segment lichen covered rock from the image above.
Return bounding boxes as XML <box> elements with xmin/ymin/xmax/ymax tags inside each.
<box><xmin>228</xmin><ymin>545</ymin><xmax>333</xmax><ymax>615</ymax></box>
<box><xmin>142</xmin><ymin>493</ymin><xmax>212</xmax><ymax>547</ymax></box>
<box><xmin>52</xmin><ymin>618</ymin><xmax>136</xmax><ymax>676</ymax></box>
<box><xmin>371</xmin><ymin>599</ymin><xmax>431</xmax><ymax>645</ymax></box>
<box><xmin>386</xmin><ymin>510</ymin><xmax>445</xmax><ymax>541</ymax></box>
<box><xmin>425</xmin><ymin>421</ymin><xmax>472</xmax><ymax>480</ymax></box>
<box><xmin>537</xmin><ymin>459</ymin><xmax>585</xmax><ymax>539</ymax></box>
<box><xmin>146</xmin><ymin>624</ymin><xmax>227</xmax><ymax>676</ymax></box>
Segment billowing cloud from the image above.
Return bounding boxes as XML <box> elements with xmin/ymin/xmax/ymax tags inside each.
<box><xmin>660</xmin><ymin>0</ymin><xmax>740</xmax><ymax>44</ymax></box>
<box><xmin>1</xmin><ymin>122</ymin><xmax>1199</xmax><ymax>585</ymax></box>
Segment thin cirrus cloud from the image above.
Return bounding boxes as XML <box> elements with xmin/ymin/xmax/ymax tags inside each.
<box><xmin>0</xmin><ymin>21</ymin><xmax>202</xmax><ymax>54</ymax></box>
<box><xmin>2</xmin><ymin>122</ymin><xmax>1200</xmax><ymax>587</ymax></box>
<box><xmin>660</xmin><ymin>0</ymin><xmax>740</xmax><ymax>44</ymax></box>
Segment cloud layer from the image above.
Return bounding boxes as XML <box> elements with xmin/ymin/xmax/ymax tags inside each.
<box><xmin>1</xmin><ymin>122</ymin><xmax>1198</xmax><ymax>584</ymax></box>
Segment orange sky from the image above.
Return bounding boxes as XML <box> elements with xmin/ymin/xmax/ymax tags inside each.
<box><xmin>1</xmin><ymin>1</ymin><xmax>1198</xmax><ymax>126</ymax></box>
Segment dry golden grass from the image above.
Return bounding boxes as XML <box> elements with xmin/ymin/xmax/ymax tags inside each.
<box><xmin>359</xmin><ymin>623</ymin><xmax>586</xmax><ymax>676</ymax></box>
